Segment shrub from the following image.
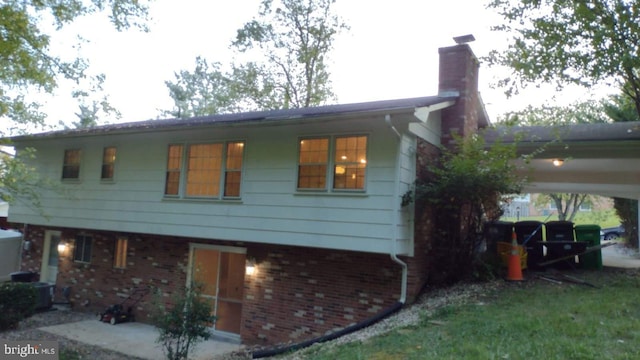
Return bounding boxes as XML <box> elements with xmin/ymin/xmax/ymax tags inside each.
<box><xmin>0</xmin><ymin>282</ymin><xmax>37</xmax><ymax>331</ymax></box>
<box><xmin>412</xmin><ymin>133</ymin><xmax>525</xmax><ymax>284</ymax></box>
<box><xmin>152</xmin><ymin>283</ymin><xmax>216</xmax><ymax>360</ymax></box>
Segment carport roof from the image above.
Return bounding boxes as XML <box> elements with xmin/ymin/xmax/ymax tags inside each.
<box><xmin>485</xmin><ymin>121</ymin><xmax>640</xmax><ymax>199</ymax></box>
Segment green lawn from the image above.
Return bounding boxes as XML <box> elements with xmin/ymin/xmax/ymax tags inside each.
<box><xmin>288</xmin><ymin>269</ymin><xmax>640</xmax><ymax>360</ymax></box>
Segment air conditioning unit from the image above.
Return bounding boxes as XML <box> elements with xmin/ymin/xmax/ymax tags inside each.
<box><xmin>31</xmin><ymin>282</ymin><xmax>54</xmax><ymax>310</ymax></box>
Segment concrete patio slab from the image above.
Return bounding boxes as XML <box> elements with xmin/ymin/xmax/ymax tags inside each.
<box><xmin>39</xmin><ymin>319</ymin><xmax>242</xmax><ymax>360</ymax></box>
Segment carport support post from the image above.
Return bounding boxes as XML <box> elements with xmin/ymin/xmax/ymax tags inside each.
<box><xmin>637</xmin><ymin>198</ymin><xmax>640</xmax><ymax>249</ymax></box>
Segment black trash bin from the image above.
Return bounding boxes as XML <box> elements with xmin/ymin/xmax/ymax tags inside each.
<box><xmin>515</xmin><ymin>221</ymin><xmax>544</xmax><ymax>269</ymax></box>
<box><xmin>484</xmin><ymin>221</ymin><xmax>513</xmax><ymax>255</ymax></box>
<box><xmin>545</xmin><ymin>221</ymin><xmax>576</xmax><ymax>268</ymax></box>
<box><xmin>10</xmin><ymin>271</ymin><xmax>35</xmax><ymax>283</ymax></box>
<box><xmin>545</xmin><ymin>221</ymin><xmax>575</xmax><ymax>242</ymax></box>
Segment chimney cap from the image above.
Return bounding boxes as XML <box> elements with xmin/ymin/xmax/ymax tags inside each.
<box><xmin>453</xmin><ymin>34</ymin><xmax>475</xmax><ymax>44</ymax></box>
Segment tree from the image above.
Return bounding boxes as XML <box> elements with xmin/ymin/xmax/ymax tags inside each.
<box><xmin>231</xmin><ymin>0</ymin><xmax>347</xmax><ymax>109</ymax></box>
<box><xmin>488</xmin><ymin>1</ymin><xmax>640</xmax><ymax>243</ymax></box>
<box><xmin>603</xmin><ymin>90</ymin><xmax>640</xmax><ymax>248</ymax></box>
<box><xmin>501</xmin><ymin>101</ymin><xmax>607</xmax><ymax>126</ymax></box>
<box><xmin>163</xmin><ymin>0</ymin><xmax>348</xmax><ymax>117</ymax></box>
<box><xmin>0</xmin><ymin>0</ymin><xmax>150</xmax><ymax>134</ymax></box>
<box><xmin>1</xmin><ymin>1</ymin><xmax>150</xmax><ymax>205</ymax></box>
<box><xmin>534</xmin><ymin>193</ymin><xmax>589</xmax><ymax>222</ymax></box>
<box><xmin>162</xmin><ymin>57</ymin><xmax>239</xmax><ymax>119</ymax></box>
<box><xmin>486</xmin><ymin>0</ymin><xmax>640</xmax><ymax>116</ymax></box>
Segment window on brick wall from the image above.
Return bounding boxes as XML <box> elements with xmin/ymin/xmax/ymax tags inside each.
<box><xmin>297</xmin><ymin>135</ymin><xmax>367</xmax><ymax>191</ymax></box>
<box><xmin>164</xmin><ymin>141</ymin><xmax>245</xmax><ymax>199</ymax></box>
<box><xmin>114</xmin><ymin>237</ymin><xmax>127</xmax><ymax>269</ymax></box>
<box><xmin>73</xmin><ymin>235</ymin><xmax>92</xmax><ymax>263</ymax></box>
<box><xmin>62</xmin><ymin>149</ymin><xmax>81</xmax><ymax>180</ymax></box>
<box><xmin>101</xmin><ymin>146</ymin><xmax>117</xmax><ymax>180</ymax></box>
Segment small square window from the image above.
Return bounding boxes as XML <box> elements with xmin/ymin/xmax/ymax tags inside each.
<box><xmin>73</xmin><ymin>235</ymin><xmax>92</xmax><ymax>263</ymax></box>
<box><xmin>62</xmin><ymin>149</ymin><xmax>81</xmax><ymax>180</ymax></box>
<box><xmin>101</xmin><ymin>147</ymin><xmax>117</xmax><ymax>180</ymax></box>
<box><xmin>114</xmin><ymin>237</ymin><xmax>127</xmax><ymax>269</ymax></box>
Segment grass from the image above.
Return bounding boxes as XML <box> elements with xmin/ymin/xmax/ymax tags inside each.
<box><xmin>290</xmin><ymin>270</ymin><xmax>640</xmax><ymax>360</ymax></box>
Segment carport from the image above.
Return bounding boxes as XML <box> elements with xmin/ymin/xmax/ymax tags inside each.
<box><xmin>485</xmin><ymin>121</ymin><xmax>640</xmax><ymax>247</ymax></box>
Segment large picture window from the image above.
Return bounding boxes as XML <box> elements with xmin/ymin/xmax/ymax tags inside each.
<box><xmin>74</xmin><ymin>235</ymin><xmax>93</xmax><ymax>263</ymax></box>
<box><xmin>298</xmin><ymin>135</ymin><xmax>367</xmax><ymax>191</ymax></box>
<box><xmin>62</xmin><ymin>149</ymin><xmax>81</xmax><ymax>180</ymax></box>
<box><xmin>164</xmin><ymin>141</ymin><xmax>244</xmax><ymax>199</ymax></box>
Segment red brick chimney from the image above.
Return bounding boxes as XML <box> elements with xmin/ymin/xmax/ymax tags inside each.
<box><xmin>438</xmin><ymin>43</ymin><xmax>483</xmax><ymax>145</ymax></box>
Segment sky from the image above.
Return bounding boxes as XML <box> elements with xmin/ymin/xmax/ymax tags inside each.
<box><xmin>39</xmin><ymin>0</ymin><xmax>615</xmax><ymax>129</ymax></box>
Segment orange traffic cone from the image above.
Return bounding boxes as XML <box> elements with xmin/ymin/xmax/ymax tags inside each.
<box><xmin>506</xmin><ymin>230</ymin><xmax>524</xmax><ymax>281</ymax></box>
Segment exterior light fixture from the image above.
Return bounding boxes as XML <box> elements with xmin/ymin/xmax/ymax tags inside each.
<box><xmin>552</xmin><ymin>159</ymin><xmax>564</xmax><ymax>167</ymax></box>
<box><xmin>57</xmin><ymin>241</ymin><xmax>67</xmax><ymax>254</ymax></box>
<box><xmin>246</xmin><ymin>259</ymin><xmax>257</xmax><ymax>276</ymax></box>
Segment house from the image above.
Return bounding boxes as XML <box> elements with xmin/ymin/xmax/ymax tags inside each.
<box><xmin>7</xmin><ymin>43</ymin><xmax>487</xmax><ymax>346</ymax></box>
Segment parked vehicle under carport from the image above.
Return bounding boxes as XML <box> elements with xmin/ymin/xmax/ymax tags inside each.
<box><xmin>601</xmin><ymin>225</ymin><xmax>625</xmax><ymax>241</ymax></box>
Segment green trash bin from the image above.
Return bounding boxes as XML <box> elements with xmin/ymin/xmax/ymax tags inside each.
<box><xmin>575</xmin><ymin>224</ymin><xmax>602</xmax><ymax>270</ymax></box>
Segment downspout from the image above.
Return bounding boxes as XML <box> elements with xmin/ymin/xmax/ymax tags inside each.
<box><xmin>250</xmin><ymin>115</ymin><xmax>409</xmax><ymax>359</ymax></box>
<box><xmin>384</xmin><ymin>114</ymin><xmax>408</xmax><ymax>305</ymax></box>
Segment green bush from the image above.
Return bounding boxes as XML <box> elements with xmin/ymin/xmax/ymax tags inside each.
<box><xmin>0</xmin><ymin>282</ymin><xmax>37</xmax><ymax>331</ymax></box>
<box><xmin>152</xmin><ymin>283</ymin><xmax>216</xmax><ymax>360</ymax></box>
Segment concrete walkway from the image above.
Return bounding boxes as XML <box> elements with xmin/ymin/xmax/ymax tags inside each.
<box><xmin>40</xmin><ymin>319</ymin><xmax>243</xmax><ymax>360</ymax></box>
<box><xmin>602</xmin><ymin>241</ymin><xmax>640</xmax><ymax>268</ymax></box>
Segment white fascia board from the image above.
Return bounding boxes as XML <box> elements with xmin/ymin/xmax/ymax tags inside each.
<box><xmin>409</xmin><ymin>100</ymin><xmax>455</xmax><ymax>146</ymax></box>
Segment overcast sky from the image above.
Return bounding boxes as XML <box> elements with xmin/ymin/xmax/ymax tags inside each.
<box><xmin>39</xmin><ymin>0</ymin><xmax>614</xmax><ymax>129</ymax></box>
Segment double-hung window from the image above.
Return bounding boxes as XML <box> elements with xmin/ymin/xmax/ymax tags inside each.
<box><xmin>101</xmin><ymin>147</ymin><xmax>117</xmax><ymax>180</ymax></box>
<box><xmin>74</xmin><ymin>235</ymin><xmax>93</xmax><ymax>263</ymax></box>
<box><xmin>164</xmin><ymin>141</ymin><xmax>245</xmax><ymax>199</ymax></box>
<box><xmin>62</xmin><ymin>149</ymin><xmax>81</xmax><ymax>180</ymax></box>
<box><xmin>298</xmin><ymin>135</ymin><xmax>367</xmax><ymax>191</ymax></box>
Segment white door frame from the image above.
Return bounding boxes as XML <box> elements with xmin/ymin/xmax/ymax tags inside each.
<box><xmin>187</xmin><ymin>243</ymin><xmax>246</xmax><ymax>339</ymax></box>
<box><xmin>40</xmin><ymin>230</ymin><xmax>62</xmax><ymax>284</ymax></box>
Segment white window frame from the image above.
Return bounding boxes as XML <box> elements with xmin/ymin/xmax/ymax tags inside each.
<box><xmin>296</xmin><ymin>134</ymin><xmax>368</xmax><ymax>193</ymax></box>
<box><xmin>163</xmin><ymin>141</ymin><xmax>245</xmax><ymax>200</ymax></box>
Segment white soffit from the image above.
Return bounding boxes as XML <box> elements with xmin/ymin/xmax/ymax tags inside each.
<box><xmin>410</xmin><ymin>100</ymin><xmax>455</xmax><ymax>146</ymax></box>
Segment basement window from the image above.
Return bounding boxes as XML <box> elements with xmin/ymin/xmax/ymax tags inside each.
<box><xmin>73</xmin><ymin>235</ymin><xmax>93</xmax><ymax>263</ymax></box>
<box><xmin>114</xmin><ymin>237</ymin><xmax>128</xmax><ymax>269</ymax></box>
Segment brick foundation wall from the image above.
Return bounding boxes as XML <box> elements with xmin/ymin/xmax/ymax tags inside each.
<box><xmin>20</xmin><ymin>225</ymin><xmax>403</xmax><ymax>347</ymax></box>
<box><xmin>242</xmin><ymin>245</ymin><xmax>401</xmax><ymax>346</ymax></box>
<box><xmin>19</xmin><ymin>226</ymin><xmax>192</xmax><ymax>320</ymax></box>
